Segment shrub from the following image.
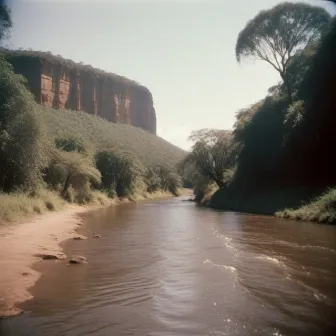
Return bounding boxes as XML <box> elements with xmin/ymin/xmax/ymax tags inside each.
<box><xmin>157</xmin><ymin>166</ymin><xmax>182</xmax><ymax>196</ymax></box>
<box><xmin>145</xmin><ymin>168</ymin><xmax>162</xmax><ymax>193</ymax></box>
<box><xmin>276</xmin><ymin>188</ymin><xmax>336</xmax><ymax>224</ymax></box>
<box><xmin>55</xmin><ymin>135</ymin><xmax>89</xmax><ymax>155</ymax></box>
<box><xmin>95</xmin><ymin>149</ymin><xmax>144</xmax><ymax>198</ymax></box>
<box><xmin>0</xmin><ymin>55</ymin><xmax>47</xmax><ymax>192</ymax></box>
<box><xmin>44</xmin><ymin>148</ymin><xmax>101</xmax><ymax>198</ymax></box>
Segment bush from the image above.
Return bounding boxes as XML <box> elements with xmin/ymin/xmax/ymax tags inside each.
<box><xmin>157</xmin><ymin>166</ymin><xmax>182</xmax><ymax>196</ymax></box>
<box><xmin>0</xmin><ymin>55</ymin><xmax>47</xmax><ymax>192</ymax></box>
<box><xmin>95</xmin><ymin>149</ymin><xmax>144</xmax><ymax>198</ymax></box>
<box><xmin>276</xmin><ymin>188</ymin><xmax>336</xmax><ymax>224</ymax></box>
<box><xmin>55</xmin><ymin>135</ymin><xmax>89</xmax><ymax>155</ymax></box>
<box><xmin>44</xmin><ymin>148</ymin><xmax>101</xmax><ymax>199</ymax></box>
<box><xmin>145</xmin><ymin>168</ymin><xmax>162</xmax><ymax>193</ymax></box>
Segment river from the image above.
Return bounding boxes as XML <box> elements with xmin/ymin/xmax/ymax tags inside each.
<box><xmin>1</xmin><ymin>196</ymin><xmax>336</xmax><ymax>336</ymax></box>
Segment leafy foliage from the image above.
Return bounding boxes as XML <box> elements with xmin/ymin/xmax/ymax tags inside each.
<box><xmin>0</xmin><ymin>55</ymin><xmax>47</xmax><ymax>192</ymax></box>
<box><xmin>156</xmin><ymin>166</ymin><xmax>182</xmax><ymax>196</ymax></box>
<box><xmin>208</xmin><ymin>17</ymin><xmax>336</xmax><ymax>221</ymax></box>
<box><xmin>236</xmin><ymin>2</ymin><xmax>331</xmax><ymax>102</ymax></box>
<box><xmin>55</xmin><ymin>135</ymin><xmax>89</xmax><ymax>155</ymax></box>
<box><xmin>183</xmin><ymin>129</ymin><xmax>237</xmax><ymax>188</ymax></box>
<box><xmin>277</xmin><ymin>188</ymin><xmax>336</xmax><ymax>224</ymax></box>
<box><xmin>45</xmin><ymin>148</ymin><xmax>101</xmax><ymax>201</ymax></box>
<box><xmin>37</xmin><ymin>107</ymin><xmax>185</xmax><ymax>171</ymax></box>
<box><xmin>95</xmin><ymin>149</ymin><xmax>144</xmax><ymax>198</ymax></box>
<box><xmin>145</xmin><ymin>168</ymin><xmax>162</xmax><ymax>193</ymax></box>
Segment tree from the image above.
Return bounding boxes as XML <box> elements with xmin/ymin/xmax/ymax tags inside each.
<box><xmin>0</xmin><ymin>55</ymin><xmax>47</xmax><ymax>191</ymax></box>
<box><xmin>95</xmin><ymin>149</ymin><xmax>144</xmax><ymax>197</ymax></box>
<box><xmin>183</xmin><ymin>129</ymin><xmax>237</xmax><ymax>188</ymax></box>
<box><xmin>45</xmin><ymin>148</ymin><xmax>101</xmax><ymax>200</ymax></box>
<box><xmin>236</xmin><ymin>2</ymin><xmax>331</xmax><ymax>103</ymax></box>
<box><xmin>0</xmin><ymin>4</ymin><xmax>12</xmax><ymax>43</ymax></box>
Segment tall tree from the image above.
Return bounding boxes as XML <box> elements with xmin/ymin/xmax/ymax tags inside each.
<box><xmin>183</xmin><ymin>129</ymin><xmax>237</xmax><ymax>188</ymax></box>
<box><xmin>235</xmin><ymin>2</ymin><xmax>331</xmax><ymax>104</ymax></box>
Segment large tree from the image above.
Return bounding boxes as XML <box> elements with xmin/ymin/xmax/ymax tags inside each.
<box><xmin>236</xmin><ymin>2</ymin><xmax>331</xmax><ymax>103</ymax></box>
<box><xmin>182</xmin><ymin>129</ymin><xmax>237</xmax><ymax>188</ymax></box>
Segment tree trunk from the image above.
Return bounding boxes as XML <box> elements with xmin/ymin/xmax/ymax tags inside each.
<box><xmin>62</xmin><ymin>173</ymin><xmax>71</xmax><ymax>197</ymax></box>
<box><xmin>281</xmin><ymin>72</ymin><xmax>293</xmax><ymax>105</ymax></box>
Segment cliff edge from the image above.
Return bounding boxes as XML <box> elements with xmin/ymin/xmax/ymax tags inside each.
<box><xmin>3</xmin><ymin>50</ymin><xmax>156</xmax><ymax>134</ymax></box>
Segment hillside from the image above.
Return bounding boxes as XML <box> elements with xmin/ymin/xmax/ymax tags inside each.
<box><xmin>38</xmin><ymin>107</ymin><xmax>186</xmax><ymax>169</ymax></box>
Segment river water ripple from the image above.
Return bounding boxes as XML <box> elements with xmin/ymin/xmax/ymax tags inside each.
<box><xmin>1</xmin><ymin>196</ymin><xmax>336</xmax><ymax>335</ymax></box>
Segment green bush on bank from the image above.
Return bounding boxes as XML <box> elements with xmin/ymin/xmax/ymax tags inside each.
<box><xmin>95</xmin><ymin>149</ymin><xmax>144</xmax><ymax>198</ymax></box>
<box><xmin>276</xmin><ymin>188</ymin><xmax>336</xmax><ymax>224</ymax></box>
<box><xmin>0</xmin><ymin>55</ymin><xmax>47</xmax><ymax>192</ymax></box>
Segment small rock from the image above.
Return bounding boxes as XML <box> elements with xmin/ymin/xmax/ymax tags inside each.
<box><xmin>36</xmin><ymin>252</ymin><xmax>66</xmax><ymax>260</ymax></box>
<box><xmin>73</xmin><ymin>235</ymin><xmax>87</xmax><ymax>240</ymax></box>
<box><xmin>93</xmin><ymin>234</ymin><xmax>102</xmax><ymax>239</ymax></box>
<box><xmin>69</xmin><ymin>255</ymin><xmax>88</xmax><ymax>264</ymax></box>
<box><xmin>21</xmin><ymin>272</ymin><xmax>30</xmax><ymax>276</ymax></box>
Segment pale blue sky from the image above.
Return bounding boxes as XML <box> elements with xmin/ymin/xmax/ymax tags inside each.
<box><xmin>6</xmin><ymin>0</ymin><xmax>336</xmax><ymax>149</ymax></box>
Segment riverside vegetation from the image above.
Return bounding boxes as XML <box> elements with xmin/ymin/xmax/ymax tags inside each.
<box><xmin>1</xmin><ymin>2</ymin><xmax>336</xmax><ymax>225</ymax></box>
<box><xmin>179</xmin><ymin>2</ymin><xmax>336</xmax><ymax>224</ymax></box>
<box><xmin>0</xmin><ymin>5</ymin><xmax>185</xmax><ymax>222</ymax></box>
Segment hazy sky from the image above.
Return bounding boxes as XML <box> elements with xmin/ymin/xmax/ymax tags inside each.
<box><xmin>6</xmin><ymin>0</ymin><xmax>336</xmax><ymax>149</ymax></box>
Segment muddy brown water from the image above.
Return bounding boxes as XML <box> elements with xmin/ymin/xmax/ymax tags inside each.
<box><xmin>1</xmin><ymin>196</ymin><xmax>336</xmax><ymax>336</ymax></box>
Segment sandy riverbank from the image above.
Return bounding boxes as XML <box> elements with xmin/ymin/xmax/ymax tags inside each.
<box><xmin>0</xmin><ymin>190</ymin><xmax>193</xmax><ymax>319</ymax></box>
<box><xmin>0</xmin><ymin>205</ymin><xmax>93</xmax><ymax>318</ymax></box>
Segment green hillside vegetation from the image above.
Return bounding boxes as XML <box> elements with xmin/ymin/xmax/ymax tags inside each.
<box><xmin>181</xmin><ymin>2</ymin><xmax>336</xmax><ymax>224</ymax></box>
<box><xmin>38</xmin><ymin>107</ymin><xmax>185</xmax><ymax>170</ymax></box>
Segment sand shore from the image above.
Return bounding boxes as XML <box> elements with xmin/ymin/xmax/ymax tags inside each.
<box><xmin>0</xmin><ymin>205</ymin><xmax>93</xmax><ymax>318</ymax></box>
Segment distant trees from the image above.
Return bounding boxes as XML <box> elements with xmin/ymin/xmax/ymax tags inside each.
<box><xmin>235</xmin><ymin>2</ymin><xmax>331</xmax><ymax>103</ymax></box>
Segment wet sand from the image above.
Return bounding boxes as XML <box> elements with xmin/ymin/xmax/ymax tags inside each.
<box><xmin>0</xmin><ymin>205</ymin><xmax>92</xmax><ymax>318</ymax></box>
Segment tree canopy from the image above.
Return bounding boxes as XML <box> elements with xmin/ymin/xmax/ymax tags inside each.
<box><xmin>183</xmin><ymin>129</ymin><xmax>237</xmax><ymax>188</ymax></box>
<box><xmin>235</xmin><ymin>2</ymin><xmax>331</xmax><ymax>102</ymax></box>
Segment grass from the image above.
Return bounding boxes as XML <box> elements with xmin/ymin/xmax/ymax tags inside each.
<box><xmin>276</xmin><ymin>188</ymin><xmax>336</xmax><ymax>224</ymax></box>
<box><xmin>0</xmin><ymin>106</ymin><xmax>186</xmax><ymax>224</ymax></box>
<box><xmin>38</xmin><ymin>107</ymin><xmax>186</xmax><ymax>170</ymax></box>
<box><xmin>0</xmin><ymin>187</ymin><xmax>184</xmax><ymax>224</ymax></box>
<box><xmin>0</xmin><ymin>190</ymin><xmax>64</xmax><ymax>223</ymax></box>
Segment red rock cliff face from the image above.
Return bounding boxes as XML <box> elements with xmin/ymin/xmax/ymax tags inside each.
<box><xmin>5</xmin><ymin>51</ymin><xmax>156</xmax><ymax>134</ymax></box>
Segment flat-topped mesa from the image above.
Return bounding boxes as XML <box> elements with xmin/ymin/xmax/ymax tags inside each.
<box><xmin>3</xmin><ymin>50</ymin><xmax>157</xmax><ymax>134</ymax></box>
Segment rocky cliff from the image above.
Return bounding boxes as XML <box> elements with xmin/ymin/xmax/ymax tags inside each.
<box><xmin>4</xmin><ymin>50</ymin><xmax>156</xmax><ymax>134</ymax></box>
